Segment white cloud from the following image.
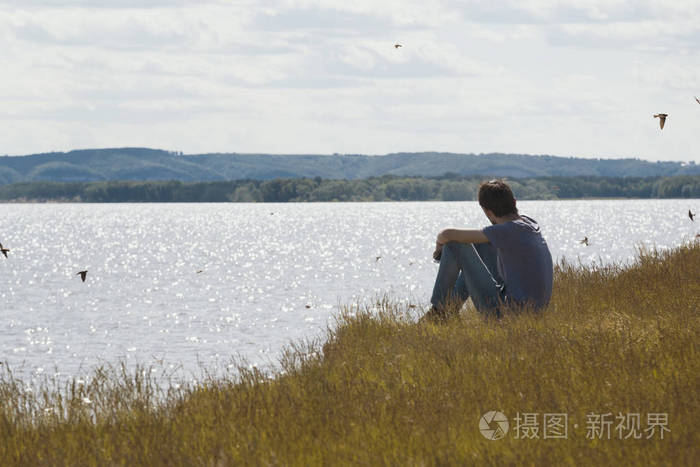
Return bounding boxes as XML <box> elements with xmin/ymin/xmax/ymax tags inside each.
<box><xmin>0</xmin><ymin>0</ymin><xmax>698</xmax><ymax>161</ymax></box>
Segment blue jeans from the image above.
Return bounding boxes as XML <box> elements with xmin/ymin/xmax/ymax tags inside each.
<box><xmin>430</xmin><ymin>242</ymin><xmax>505</xmax><ymax>316</ymax></box>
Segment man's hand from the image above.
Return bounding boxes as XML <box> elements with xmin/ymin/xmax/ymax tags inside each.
<box><xmin>432</xmin><ymin>243</ymin><xmax>443</xmax><ymax>262</ymax></box>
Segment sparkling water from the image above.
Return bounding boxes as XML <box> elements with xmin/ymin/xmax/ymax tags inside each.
<box><xmin>1</xmin><ymin>200</ymin><xmax>697</xmax><ymax>380</ymax></box>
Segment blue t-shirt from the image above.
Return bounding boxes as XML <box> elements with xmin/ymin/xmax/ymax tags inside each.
<box><xmin>482</xmin><ymin>215</ymin><xmax>553</xmax><ymax>309</ymax></box>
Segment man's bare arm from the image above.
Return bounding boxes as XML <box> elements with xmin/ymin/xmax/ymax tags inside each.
<box><xmin>436</xmin><ymin>228</ymin><xmax>489</xmax><ymax>245</ymax></box>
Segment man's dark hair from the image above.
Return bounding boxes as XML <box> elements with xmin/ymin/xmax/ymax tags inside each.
<box><xmin>478</xmin><ymin>179</ymin><xmax>518</xmax><ymax>217</ymax></box>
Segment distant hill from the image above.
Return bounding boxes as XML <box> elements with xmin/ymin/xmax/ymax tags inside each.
<box><xmin>0</xmin><ymin>148</ymin><xmax>697</xmax><ymax>185</ymax></box>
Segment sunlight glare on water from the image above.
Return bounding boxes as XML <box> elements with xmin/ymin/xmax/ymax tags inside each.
<box><xmin>0</xmin><ymin>200</ymin><xmax>697</xmax><ymax>380</ymax></box>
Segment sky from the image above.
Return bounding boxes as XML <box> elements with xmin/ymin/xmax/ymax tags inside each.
<box><xmin>1</xmin><ymin>0</ymin><xmax>699</xmax><ymax>162</ymax></box>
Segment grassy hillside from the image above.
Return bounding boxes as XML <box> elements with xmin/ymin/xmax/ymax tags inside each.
<box><xmin>1</xmin><ymin>242</ymin><xmax>698</xmax><ymax>465</ymax></box>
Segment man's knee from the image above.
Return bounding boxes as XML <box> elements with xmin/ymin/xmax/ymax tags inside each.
<box><xmin>444</xmin><ymin>241</ymin><xmax>461</xmax><ymax>252</ymax></box>
<box><xmin>445</xmin><ymin>241</ymin><xmax>476</xmax><ymax>258</ymax></box>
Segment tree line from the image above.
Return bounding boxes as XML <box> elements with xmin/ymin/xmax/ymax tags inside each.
<box><xmin>0</xmin><ymin>175</ymin><xmax>698</xmax><ymax>203</ymax></box>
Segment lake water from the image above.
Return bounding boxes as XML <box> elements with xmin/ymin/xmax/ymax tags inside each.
<box><xmin>1</xmin><ymin>200</ymin><xmax>697</xmax><ymax>381</ymax></box>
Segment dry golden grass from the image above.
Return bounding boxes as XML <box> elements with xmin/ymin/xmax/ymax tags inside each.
<box><xmin>1</xmin><ymin>242</ymin><xmax>698</xmax><ymax>466</ymax></box>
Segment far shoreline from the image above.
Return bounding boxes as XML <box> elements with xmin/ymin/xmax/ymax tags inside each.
<box><xmin>1</xmin><ymin>197</ymin><xmax>699</xmax><ymax>204</ymax></box>
<box><xmin>0</xmin><ymin>175</ymin><xmax>698</xmax><ymax>203</ymax></box>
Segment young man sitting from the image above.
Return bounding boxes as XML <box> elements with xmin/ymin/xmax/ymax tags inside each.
<box><xmin>425</xmin><ymin>179</ymin><xmax>553</xmax><ymax>321</ymax></box>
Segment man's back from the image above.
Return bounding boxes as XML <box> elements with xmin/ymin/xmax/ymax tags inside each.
<box><xmin>482</xmin><ymin>215</ymin><xmax>553</xmax><ymax>308</ymax></box>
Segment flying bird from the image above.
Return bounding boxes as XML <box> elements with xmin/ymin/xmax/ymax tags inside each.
<box><xmin>580</xmin><ymin>237</ymin><xmax>589</xmax><ymax>246</ymax></box>
<box><xmin>77</xmin><ymin>270</ymin><xmax>88</xmax><ymax>282</ymax></box>
<box><xmin>695</xmin><ymin>96</ymin><xmax>700</xmax><ymax>104</ymax></box>
<box><xmin>376</xmin><ymin>256</ymin><xmax>382</xmax><ymax>261</ymax></box>
<box><xmin>0</xmin><ymin>243</ymin><xmax>9</xmax><ymax>258</ymax></box>
<box><xmin>394</xmin><ymin>43</ymin><xmax>402</xmax><ymax>49</ymax></box>
<box><xmin>654</xmin><ymin>113</ymin><xmax>668</xmax><ymax>129</ymax></box>
<box><xmin>196</xmin><ymin>270</ymin><xmax>203</xmax><ymax>274</ymax></box>
<box><xmin>690</xmin><ymin>210</ymin><xmax>696</xmax><ymax>221</ymax></box>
